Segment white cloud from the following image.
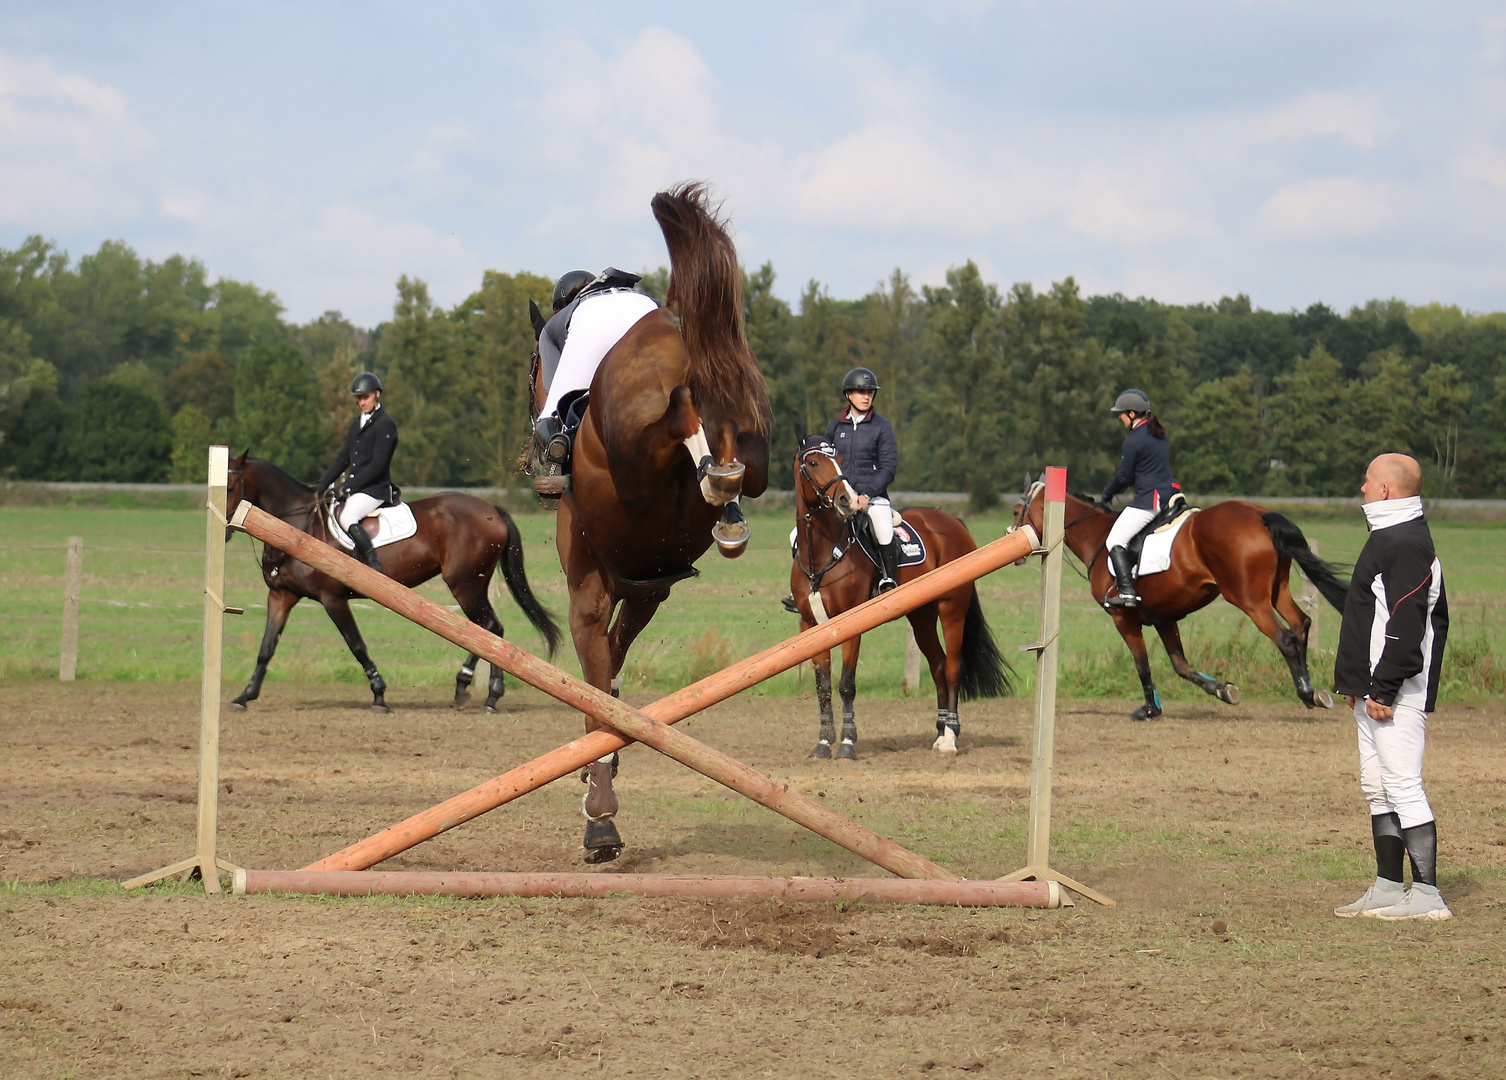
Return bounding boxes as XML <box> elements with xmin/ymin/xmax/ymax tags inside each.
<box><xmin>1254</xmin><ymin>90</ymin><xmax>1392</xmax><ymax>148</ymax></box>
<box><xmin>1065</xmin><ymin>167</ymin><xmax>1217</xmax><ymax>245</ymax></box>
<box><xmin>1257</xmin><ymin>177</ymin><xmax>1395</xmax><ymax>239</ymax></box>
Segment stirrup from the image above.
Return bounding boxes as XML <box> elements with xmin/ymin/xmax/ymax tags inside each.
<box><xmin>877</xmin><ymin>576</ymin><xmax>897</xmax><ymax>593</ymax></box>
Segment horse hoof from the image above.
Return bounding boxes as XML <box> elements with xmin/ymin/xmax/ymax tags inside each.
<box><xmin>932</xmin><ymin>730</ymin><xmax>958</xmax><ymax>755</ymax></box>
<box><xmin>583</xmin><ymin>817</ymin><xmax>623</xmax><ymax>863</ymax></box>
<box><xmin>482</xmin><ymin>705</ymin><xmax>497</xmax><ymax>715</ymax></box>
<box><xmin>712</xmin><ymin>522</ymin><xmax>751</xmax><ymax>556</ymax></box>
<box><xmin>1313</xmin><ymin>689</ymin><xmax>1334</xmax><ymax>709</ymax></box>
<box><xmin>700</xmin><ymin>462</ymin><xmax>746</xmax><ymax>506</ymax></box>
<box><xmin>453</xmin><ymin>689</ymin><xmax>471</xmax><ymax>708</ymax></box>
<box><xmin>1218</xmin><ymin>684</ymin><xmax>1241</xmax><ymax>706</ymax></box>
<box><xmin>836</xmin><ymin>741</ymin><xmax>857</xmax><ymax>761</ymax></box>
<box><xmin>227</xmin><ymin>701</ymin><xmax>248</xmax><ymax>712</ymax></box>
<box><xmin>808</xmin><ymin>742</ymin><xmax>832</xmax><ymax>759</ymax></box>
<box><xmin>370</xmin><ymin>704</ymin><xmax>390</xmax><ymax>715</ymax></box>
<box><xmin>1131</xmin><ymin>706</ymin><xmax>1162</xmax><ymax>722</ymax></box>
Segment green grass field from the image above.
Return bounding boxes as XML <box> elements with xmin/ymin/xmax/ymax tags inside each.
<box><xmin>3</xmin><ymin>502</ymin><xmax>1503</xmax><ymax>704</ymax></box>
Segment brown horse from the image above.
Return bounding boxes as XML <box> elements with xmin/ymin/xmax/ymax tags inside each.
<box><xmin>225</xmin><ymin>455</ymin><xmax>560</xmax><ymax>713</ymax></box>
<box><xmin>1012</xmin><ymin>482</ymin><xmax>1349</xmax><ymax>720</ymax></box>
<box><xmin>526</xmin><ymin>183</ymin><xmax>771</xmax><ymax>862</ymax></box>
<box><xmin>791</xmin><ymin>434</ymin><xmax>1011</xmax><ymax>758</ymax></box>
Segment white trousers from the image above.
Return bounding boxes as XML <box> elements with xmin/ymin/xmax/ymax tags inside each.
<box><xmin>540</xmin><ymin>291</ymin><xmax>661</xmax><ymax>418</ymax></box>
<box><xmin>338</xmin><ymin>492</ymin><xmax>383</xmax><ymax>530</ymax></box>
<box><xmin>1105</xmin><ymin>506</ymin><xmax>1157</xmax><ymax>551</ymax></box>
<box><xmin>866</xmin><ymin>497</ymin><xmax>893</xmax><ymax>545</ymax></box>
<box><xmin>1354</xmin><ymin>699</ymin><xmax>1433</xmax><ymax>828</ymax></box>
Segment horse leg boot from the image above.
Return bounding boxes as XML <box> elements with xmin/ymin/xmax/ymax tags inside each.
<box><xmin>346</xmin><ymin>524</ymin><xmax>384</xmax><ymax>574</ymax></box>
<box><xmin>1105</xmin><ymin>547</ymin><xmax>1140</xmax><ymax>608</ymax></box>
<box><xmin>454</xmin><ymin>656</ymin><xmax>479</xmax><ymax>706</ymax></box>
<box><xmin>809</xmin><ymin>654</ymin><xmax>836</xmax><ymax>758</ymax></box>
<box><xmin>581</xmin><ymin>753</ymin><xmax>622</xmax><ymax>862</ymax></box>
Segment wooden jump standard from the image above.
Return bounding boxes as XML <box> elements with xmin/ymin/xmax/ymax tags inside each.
<box><xmin>231</xmin><ymin>503</ymin><xmax>1039</xmax><ymax>879</ymax></box>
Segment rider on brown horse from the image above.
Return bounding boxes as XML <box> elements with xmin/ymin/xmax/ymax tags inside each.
<box><xmin>1101</xmin><ymin>388</ymin><xmax>1179</xmax><ymax>608</ymax></box>
<box><xmin>315</xmin><ymin>371</ymin><xmax>399</xmax><ymax>574</ymax></box>
<box><xmin>828</xmin><ymin>367</ymin><xmax>901</xmax><ymax>593</ymax></box>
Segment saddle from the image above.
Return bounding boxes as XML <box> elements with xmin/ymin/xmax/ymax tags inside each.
<box><xmin>1126</xmin><ymin>493</ymin><xmax>1197</xmax><ymax>578</ymax></box>
<box><xmin>329</xmin><ymin>500</ymin><xmax>418</xmax><ymax>551</ymax></box>
<box><xmin>854</xmin><ymin>513</ymin><xmax>927</xmax><ymax>570</ymax></box>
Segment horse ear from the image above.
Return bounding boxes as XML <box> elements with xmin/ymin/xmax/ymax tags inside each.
<box><xmin>794</xmin><ymin>421</ymin><xmax>807</xmax><ymax>443</ymax></box>
<box><xmin>528</xmin><ymin>298</ymin><xmax>547</xmax><ymax>339</ymax></box>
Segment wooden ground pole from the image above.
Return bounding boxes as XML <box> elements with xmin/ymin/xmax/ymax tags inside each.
<box><xmin>230</xmin><ymin>502</ymin><xmax>1038</xmax><ymax>875</ymax></box>
<box><xmin>122</xmin><ymin>446</ymin><xmax>245</xmax><ymax>894</ymax></box>
<box><xmin>1000</xmin><ymin>466</ymin><xmax>1114</xmax><ymax>906</ymax></box>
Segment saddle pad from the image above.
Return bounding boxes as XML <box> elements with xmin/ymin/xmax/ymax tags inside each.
<box><xmin>329</xmin><ymin>502</ymin><xmax>418</xmax><ymax>551</ymax></box>
<box><xmin>1135</xmin><ymin>507</ymin><xmax>1198</xmax><ymax>578</ymax></box>
<box><xmin>857</xmin><ymin>514</ymin><xmax>927</xmax><ymax>569</ymax></box>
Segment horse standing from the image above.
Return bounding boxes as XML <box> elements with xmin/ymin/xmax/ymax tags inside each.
<box><xmin>791</xmin><ymin>435</ymin><xmax>1011</xmax><ymax>758</ymax></box>
<box><xmin>528</xmin><ymin>183</ymin><xmax>771</xmax><ymax>862</ymax></box>
<box><xmin>225</xmin><ymin>455</ymin><xmax>560</xmax><ymax>712</ymax></box>
<box><xmin>1012</xmin><ymin>483</ymin><xmax>1348</xmax><ymax>720</ymax></box>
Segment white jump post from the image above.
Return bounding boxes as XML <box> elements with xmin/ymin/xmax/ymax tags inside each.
<box><xmin>1002</xmin><ymin>466</ymin><xmax>1114</xmax><ymax>906</ymax></box>
<box><xmin>122</xmin><ymin>445</ymin><xmax>244</xmax><ymax>894</ymax></box>
<box><xmin>59</xmin><ymin>536</ymin><xmax>83</xmax><ymax>681</ymax></box>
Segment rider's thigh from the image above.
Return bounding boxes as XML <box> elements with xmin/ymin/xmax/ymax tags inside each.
<box><xmin>867</xmin><ymin>498</ymin><xmax>894</xmax><ymax>544</ymax></box>
<box><xmin>338</xmin><ymin>492</ymin><xmax>383</xmax><ymax>530</ymax></box>
<box><xmin>1104</xmin><ymin>506</ymin><xmax>1156</xmax><ymax>550</ymax></box>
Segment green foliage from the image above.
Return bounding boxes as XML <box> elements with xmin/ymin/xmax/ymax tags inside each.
<box><xmin>1175</xmin><ymin>372</ymin><xmax>1266</xmax><ymax>494</ymax></box>
<box><xmin>63</xmin><ymin>365</ymin><xmax>172</xmax><ymax>482</ymax></box>
<box><xmin>168</xmin><ymin>404</ymin><xmax>214</xmax><ymax>483</ymax></box>
<box><xmin>165</xmin><ymin>350</ymin><xmax>235</xmax><ymax>421</ymax></box>
<box><xmin>1264</xmin><ymin>346</ymin><xmax>1351</xmax><ymax>495</ymax></box>
<box><xmin>232</xmin><ymin>343</ymin><xmax>323</xmax><ymax>479</ymax></box>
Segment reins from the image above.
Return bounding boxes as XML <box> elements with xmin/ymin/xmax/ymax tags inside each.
<box><xmin>793</xmin><ymin>448</ymin><xmax>856</xmax><ymax>592</ymax></box>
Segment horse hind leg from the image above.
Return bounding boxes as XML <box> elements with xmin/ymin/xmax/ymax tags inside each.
<box><xmin>230</xmin><ymin>590</ymin><xmax>299</xmax><ymax>710</ymax></box>
<box><xmin>1237</xmin><ymin>598</ymin><xmax>1319</xmax><ymax>708</ymax></box>
<box><xmin>1273</xmin><ymin>566</ymin><xmax>1332</xmax><ymax>709</ymax></box>
<box><xmin>1153</xmin><ymin>621</ymin><xmax>1240</xmax><ymax>706</ymax></box>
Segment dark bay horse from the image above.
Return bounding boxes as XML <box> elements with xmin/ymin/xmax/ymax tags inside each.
<box><xmin>1012</xmin><ymin>483</ymin><xmax>1349</xmax><ymax>720</ymax></box>
<box><xmin>528</xmin><ymin>183</ymin><xmax>771</xmax><ymax>862</ymax></box>
<box><xmin>792</xmin><ymin>435</ymin><xmax>1011</xmax><ymax>758</ymax></box>
<box><xmin>226</xmin><ymin>455</ymin><xmax>560</xmax><ymax>712</ymax></box>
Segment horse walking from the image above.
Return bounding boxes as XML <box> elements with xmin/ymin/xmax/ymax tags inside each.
<box><xmin>791</xmin><ymin>434</ymin><xmax>1011</xmax><ymax>757</ymax></box>
<box><xmin>1013</xmin><ymin>483</ymin><xmax>1349</xmax><ymax>720</ymax></box>
<box><xmin>528</xmin><ymin>183</ymin><xmax>771</xmax><ymax>862</ymax></box>
<box><xmin>226</xmin><ymin>455</ymin><xmax>560</xmax><ymax>712</ymax></box>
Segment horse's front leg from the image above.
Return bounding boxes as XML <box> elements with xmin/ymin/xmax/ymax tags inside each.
<box><xmin>607</xmin><ymin>597</ymin><xmax>662</xmax><ymax>697</ymax></box>
<box><xmin>1153</xmin><ymin>621</ymin><xmax>1240</xmax><ymax>705</ymax></box>
<box><xmin>836</xmin><ymin>636</ymin><xmax>861</xmax><ymax>760</ymax></box>
<box><xmin>809</xmin><ymin>643</ymin><xmax>835</xmax><ymax>759</ymax></box>
<box><xmin>322</xmin><ymin>594</ymin><xmax>388</xmax><ymax>713</ymax></box>
<box><xmin>230</xmin><ymin>589</ymin><xmax>299</xmax><ymax>710</ymax></box>
<box><xmin>1109</xmin><ymin>610</ymin><xmax>1161</xmax><ymax>721</ymax></box>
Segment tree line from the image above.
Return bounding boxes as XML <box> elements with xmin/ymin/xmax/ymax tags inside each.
<box><xmin>3</xmin><ymin>235</ymin><xmax>1503</xmax><ymax>507</ymax></box>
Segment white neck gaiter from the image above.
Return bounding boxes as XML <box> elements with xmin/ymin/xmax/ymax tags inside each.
<box><xmin>1362</xmin><ymin>495</ymin><xmax>1423</xmax><ymax>531</ymax></box>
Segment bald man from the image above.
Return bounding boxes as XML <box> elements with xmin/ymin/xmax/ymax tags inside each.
<box><xmin>1332</xmin><ymin>453</ymin><xmax>1451</xmax><ymax>920</ymax></box>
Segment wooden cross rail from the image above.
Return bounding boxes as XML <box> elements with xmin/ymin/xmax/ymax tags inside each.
<box><xmin>231</xmin><ymin>502</ymin><xmax>1038</xmax><ymax>876</ymax></box>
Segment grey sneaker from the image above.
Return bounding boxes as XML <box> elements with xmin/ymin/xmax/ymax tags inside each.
<box><xmin>1333</xmin><ymin>877</ymin><xmax>1405</xmax><ymax>918</ymax></box>
<box><xmin>1369</xmin><ymin>882</ymin><xmax>1453</xmax><ymax>922</ymax></box>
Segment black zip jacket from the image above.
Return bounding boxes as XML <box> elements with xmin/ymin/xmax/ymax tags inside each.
<box><xmin>1333</xmin><ymin>515</ymin><xmax>1449</xmax><ymax>710</ymax></box>
<box><xmin>1101</xmin><ymin>421</ymin><xmax>1177</xmax><ymax>510</ymax></box>
<box><xmin>826</xmin><ymin>408</ymin><xmax>897</xmax><ymax>498</ymax></box>
<box><xmin>316</xmin><ymin>406</ymin><xmax>400</xmax><ymax>504</ymax></box>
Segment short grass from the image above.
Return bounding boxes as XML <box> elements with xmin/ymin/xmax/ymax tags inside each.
<box><xmin>2</xmin><ymin>503</ymin><xmax>1503</xmax><ymax>703</ymax></box>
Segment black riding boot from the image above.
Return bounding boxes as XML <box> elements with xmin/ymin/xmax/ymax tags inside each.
<box><xmin>876</xmin><ymin>536</ymin><xmax>900</xmax><ymax>593</ymax></box>
<box><xmin>346</xmin><ymin>524</ymin><xmax>384</xmax><ymax>574</ymax></box>
<box><xmin>1105</xmin><ymin>546</ymin><xmax>1139</xmax><ymax>608</ymax></box>
<box><xmin>531</xmin><ymin>415</ymin><xmax>571</xmax><ymax>498</ymax></box>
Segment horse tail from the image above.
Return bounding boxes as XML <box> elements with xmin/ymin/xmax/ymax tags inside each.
<box><xmin>957</xmin><ymin>587</ymin><xmax>1014</xmax><ymax>700</ymax></box>
<box><xmin>651</xmin><ymin>181</ymin><xmax>771</xmax><ymax>437</ymax></box>
<box><xmin>494</xmin><ymin>505</ymin><xmax>563</xmax><ymax>657</ymax></box>
<box><xmin>1262</xmin><ymin>512</ymin><xmax>1350</xmax><ymax>612</ymax></box>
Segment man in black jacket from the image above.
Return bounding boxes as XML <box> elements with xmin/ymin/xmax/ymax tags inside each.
<box><xmin>1332</xmin><ymin>453</ymin><xmax>1450</xmax><ymax>921</ymax></box>
<box><xmin>316</xmin><ymin>372</ymin><xmax>399</xmax><ymax>572</ymax></box>
<box><xmin>827</xmin><ymin>367</ymin><xmax>900</xmax><ymax>591</ymax></box>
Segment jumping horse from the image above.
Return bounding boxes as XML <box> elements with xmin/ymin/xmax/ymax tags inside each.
<box><xmin>792</xmin><ymin>433</ymin><xmax>1011</xmax><ymax>757</ymax></box>
<box><xmin>1012</xmin><ymin>483</ymin><xmax>1349</xmax><ymax>720</ymax></box>
<box><xmin>225</xmin><ymin>455</ymin><xmax>561</xmax><ymax>712</ymax></box>
<box><xmin>527</xmin><ymin>183</ymin><xmax>771</xmax><ymax>863</ymax></box>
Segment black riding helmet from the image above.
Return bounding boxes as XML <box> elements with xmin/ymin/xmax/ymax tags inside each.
<box><xmin>552</xmin><ymin>269</ymin><xmax>594</xmax><ymax>313</ymax></box>
<box><xmin>842</xmin><ymin>367</ymin><xmax>881</xmax><ymax>396</ymax></box>
<box><xmin>350</xmin><ymin>372</ymin><xmax>382</xmax><ymax>395</ymax></box>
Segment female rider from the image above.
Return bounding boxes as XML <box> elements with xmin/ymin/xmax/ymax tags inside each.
<box><xmin>827</xmin><ymin>367</ymin><xmax>900</xmax><ymax>593</ymax></box>
<box><xmin>1100</xmin><ymin>388</ymin><xmax>1178</xmax><ymax>608</ymax></box>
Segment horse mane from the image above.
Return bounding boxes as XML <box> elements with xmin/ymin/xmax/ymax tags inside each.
<box><xmin>1068</xmin><ymin>488</ymin><xmax>1108</xmax><ymax>509</ymax></box>
<box><xmin>246</xmin><ymin>457</ymin><xmax>316</xmax><ymax>503</ymax></box>
<box><xmin>652</xmin><ymin>181</ymin><xmax>771</xmax><ymax>437</ymax></box>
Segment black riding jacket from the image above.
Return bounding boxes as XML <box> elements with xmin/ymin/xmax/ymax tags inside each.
<box><xmin>826</xmin><ymin>408</ymin><xmax>897</xmax><ymax>499</ymax></box>
<box><xmin>1333</xmin><ymin>513</ymin><xmax>1449</xmax><ymax>711</ymax></box>
<box><xmin>1102</xmin><ymin>420</ymin><xmax>1177</xmax><ymax>511</ymax></box>
<box><xmin>316</xmin><ymin>405</ymin><xmax>400</xmax><ymax>504</ymax></box>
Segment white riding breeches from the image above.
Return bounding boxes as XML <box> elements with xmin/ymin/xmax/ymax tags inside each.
<box><xmin>1105</xmin><ymin>506</ymin><xmax>1157</xmax><ymax>551</ymax></box>
<box><xmin>866</xmin><ymin>497</ymin><xmax>893</xmax><ymax>545</ymax></box>
<box><xmin>1355</xmin><ymin>699</ymin><xmax>1433</xmax><ymax>828</ymax></box>
<box><xmin>338</xmin><ymin>492</ymin><xmax>383</xmax><ymax>530</ymax></box>
<box><xmin>540</xmin><ymin>290</ymin><xmax>661</xmax><ymax>419</ymax></box>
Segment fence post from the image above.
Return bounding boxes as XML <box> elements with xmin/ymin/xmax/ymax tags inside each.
<box><xmin>59</xmin><ymin>537</ymin><xmax>83</xmax><ymax>681</ymax></box>
<box><xmin>902</xmin><ymin>624</ymin><xmax>922</xmax><ymax>695</ymax></box>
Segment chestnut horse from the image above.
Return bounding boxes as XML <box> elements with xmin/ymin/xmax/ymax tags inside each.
<box><xmin>1012</xmin><ymin>483</ymin><xmax>1349</xmax><ymax>720</ymax></box>
<box><xmin>225</xmin><ymin>455</ymin><xmax>560</xmax><ymax>713</ymax></box>
<box><xmin>527</xmin><ymin>184</ymin><xmax>771</xmax><ymax>862</ymax></box>
<box><xmin>791</xmin><ymin>434</ymin><xmax>1011</xmax><ymax>758</ymax></box>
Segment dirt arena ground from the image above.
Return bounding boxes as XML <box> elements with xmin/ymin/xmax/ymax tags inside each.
<box><xmin>3</xmin><ymin>680</ymin><xmax>1504</xmax><ymax>1079</ymax></box>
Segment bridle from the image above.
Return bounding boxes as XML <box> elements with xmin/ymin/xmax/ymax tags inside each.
<box><xmin>1009</xmin><ymin>480</ymin><xmax>1111</xmax><ymax>582</ymax></box>
<box><xmin>793</xmin><ymin>441</ymin><xmax>855</xmax><ymax>592</ymax></box>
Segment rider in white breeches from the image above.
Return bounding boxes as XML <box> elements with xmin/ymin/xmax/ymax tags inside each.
<box><xmin>539</xmin><ymin>289</ymin><xmax>661</xmax><ymax>419</ymax></box>
<box><xmin>1100</xmin><ymin>388</ymin><xmax>1180</xmax><ymax>608</ymax></box>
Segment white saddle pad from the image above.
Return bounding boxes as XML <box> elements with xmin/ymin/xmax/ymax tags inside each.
<box><xmin>330</xmin><ymin>503</ymin><xmax>418</xmax><ymax>550</ymax></box>
<box><xmin>1135</xmin><ymin>507</ymin><xmax>1198</xmax><ymax>578</ymax></box>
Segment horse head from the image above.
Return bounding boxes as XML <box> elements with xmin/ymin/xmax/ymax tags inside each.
<box><xmin>794</xmin><ymin>435</ymin><xmax>858</xmax><ymax>518</ymax></box>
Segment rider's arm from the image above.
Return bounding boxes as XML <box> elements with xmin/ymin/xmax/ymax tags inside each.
<box><xmin>872</xmin><ymin>418</ymin><xmax>897</xmax><ymax>493</ymax></box>
<box><xmin>345</xmin><ymin>416</ymin><xmax>398</xmax><ymax>494</ymax></box>
<box><xmin>314</xmin><ymin>427</ymin><xmax>353</xmax><ymax>489</ymax></box>
<box><xmin>1101</xmin><ymin>431</ymin><xmax>1138</xmax><ymax>503</ymax></box>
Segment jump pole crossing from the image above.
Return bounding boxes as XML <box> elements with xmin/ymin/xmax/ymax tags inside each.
<box><xmin>228</xmin><ymin>505</ymin><xmax>1039</xmax><ymax>875</ymax></box>
<box><xmin>231</xmin><ymin>501</ymin><xmax>1045</xmax><ymax>888</ymax></box>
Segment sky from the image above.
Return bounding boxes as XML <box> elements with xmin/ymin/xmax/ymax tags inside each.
<box><xmin>3</xmin><ymin>1</ymin><xmax>1506</xmax><ymax>326</ymax></box>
